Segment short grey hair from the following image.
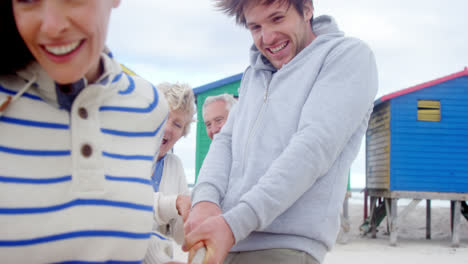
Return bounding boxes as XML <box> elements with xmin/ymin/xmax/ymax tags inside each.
<box><xmin>202</xmin><ymin>93</ymin><xmax>237</xmax><ymax>117</ymax></box>
<box><xmin>157</xmin><ymin>82</ymin><xmax>196</xmax><ymax>137</ymax></box>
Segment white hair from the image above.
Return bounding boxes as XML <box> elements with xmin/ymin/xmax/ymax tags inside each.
<box><xmin>157</xmin><ymin>82</ymin><xmax>195</xmax><ymax>137</ymax></box>
<box><xmin>202</xmin><ymin>93</ymin><xmax>236</xmax><ymax>117</ymax></box>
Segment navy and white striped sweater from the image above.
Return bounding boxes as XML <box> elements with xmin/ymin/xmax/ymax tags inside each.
<box><xmin>0</xmin><ymin>53</ymin><xmax>168</xmax><ymax>263</ymax></box>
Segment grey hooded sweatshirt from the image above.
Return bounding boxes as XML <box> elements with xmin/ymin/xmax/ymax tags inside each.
<box><xmin>192</xmin><ymin>15</ymin><xmax>378</xmax><ymax>263</ymax></box>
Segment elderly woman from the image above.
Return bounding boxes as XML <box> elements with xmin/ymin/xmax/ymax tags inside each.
<box><xmin>0</xmin><ymin>1</ymin><xmax>168</xmax><ymax>263</ymax></box>
<box><xmin>144</xmin><ymin>82</ymin><xmax>195</xmax><ymax>264</ymax></box>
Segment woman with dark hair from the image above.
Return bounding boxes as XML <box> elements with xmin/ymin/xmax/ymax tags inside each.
<box><xmin>0</xmin><ymin>1</ymin><xmax>34</xmax><ymax>75</ymax></box>
<box><xmin>0</xmin><ymin>1</ymin><xmax>168</xmax><ymax>263</ymax></box>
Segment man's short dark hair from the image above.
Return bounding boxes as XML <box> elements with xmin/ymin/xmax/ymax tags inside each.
<box><xmin>215</xmin><ymin>0</ymin><xmax>313</xmax><ymax>26</ymax></box>
<box><xmin>0</xmin><ymin>1</ymin><xmax>34</xmax><ymax>75</ymax></box>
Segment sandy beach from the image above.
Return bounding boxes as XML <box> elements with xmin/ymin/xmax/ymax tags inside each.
<box><xmin>327</xmin><ymin>200</ymin><xmax>468</xmax><ymax>264</ymax></box>
<box><xmin>173</xmin><ymin>195</ymin><xmax>468</xmax><ymax>263</ymax></box>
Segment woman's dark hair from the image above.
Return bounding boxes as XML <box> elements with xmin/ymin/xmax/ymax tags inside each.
<box><xmin>0</xmin><ymin>1</ymin><xmax>34</xmax><ymax>75</ymax></box>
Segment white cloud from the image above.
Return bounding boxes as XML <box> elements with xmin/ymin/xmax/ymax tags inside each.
<box><xmin>108</xmin><ymin>0</ymin><xmax>251</xmax><ymax>87</ymax></box>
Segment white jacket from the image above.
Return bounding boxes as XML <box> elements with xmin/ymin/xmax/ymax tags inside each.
<box><xmin>144</xmin><ymin>153</ymin><xmax>190</xmax><ymax>264</ymax></box>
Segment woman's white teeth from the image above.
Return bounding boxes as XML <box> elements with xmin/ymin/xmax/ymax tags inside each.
<box><xmin>270</xmin><ymin>42</ymin><xmax>287</xmax><ymax>53</ymax></box>
<box><xmin>45</xmin><ymin>41</ymin><xmax>81</xmax><ymax>55</ymax></box>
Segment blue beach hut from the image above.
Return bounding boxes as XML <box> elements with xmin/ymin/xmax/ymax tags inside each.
<box><xmin>367</xmin><ymin>67</ymin><xmax>468</xmax><ymax>193</ymax></box>
<box><xmin>365</xmin><ymin>67</ymin><xmax>468</xmax><ymax>246</ymax></box>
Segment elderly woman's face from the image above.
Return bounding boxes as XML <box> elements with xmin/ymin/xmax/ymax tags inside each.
<box><xmin>158</xmin><ymin>109</ymin><xmax>186</xmax><ymax>160</ymax></box>
<box><xmin>12</xmin><ymin>0</ymin><xmax>120</xmax><ymax>84</ymax></box>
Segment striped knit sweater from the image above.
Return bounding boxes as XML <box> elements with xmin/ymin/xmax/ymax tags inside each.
<box><xmin>0</xmin><ymin>53</ymin><xmax>168</xmax><ymax>263</ymax></box>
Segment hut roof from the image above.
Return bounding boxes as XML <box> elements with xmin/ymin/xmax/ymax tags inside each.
<box><xmin>375</xmin><ymin>67</ymin><xmax>468</xmax><ymax>106</ymax></box>
<box><xmin>193</xmin><ymin>73</ymin><xmax>243</xmax><ymax>96</ymax></box>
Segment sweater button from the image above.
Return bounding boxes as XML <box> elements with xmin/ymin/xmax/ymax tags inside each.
<box><xmin>78</xmin><ymin>107</ymin><xmax>88</xmax><ymax>119</ymax></box>
<box><xmin>81</xmin><ymin>144</ymin><xmax>93</xmax><ymax>157</ymax></box>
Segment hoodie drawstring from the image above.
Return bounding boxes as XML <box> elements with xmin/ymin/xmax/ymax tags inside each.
<box><xmin>0</xmin><ymin>74</ymin><xmax>37</xmax><ymax>118</ymax></box>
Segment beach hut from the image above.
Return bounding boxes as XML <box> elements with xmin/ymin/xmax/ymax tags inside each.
<box><xmin>365</xmin><ymin>67</ymin><xmax>468</xmax><ymax>246</ymax></box>
<box><xmin>192</xmin><ymin>73</ymin><xmax>241</xmax><ymax>182</ymax></box>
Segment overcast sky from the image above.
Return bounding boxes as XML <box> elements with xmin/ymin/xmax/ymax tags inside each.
<box><xmin>107</xmin><ymin>0</ymin><xmax>468</xmax><ymax>187</ymax></box>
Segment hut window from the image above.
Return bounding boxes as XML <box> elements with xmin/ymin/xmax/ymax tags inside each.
<box><xmin>417</xmin><ymin>100</ymin><xmax>440</xmax><ymax>122</ymax></box>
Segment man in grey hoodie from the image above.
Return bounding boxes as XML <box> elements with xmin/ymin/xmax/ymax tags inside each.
<box><xmin>184</xmin><ymin>0</ymin><xmax>378</xmax><ymax>263</ymax></box>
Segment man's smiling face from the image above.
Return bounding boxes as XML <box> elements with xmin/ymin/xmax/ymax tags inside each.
<box><xmin>244</xmin><ymin>0</ymin><xmax>315</xmax><ymax>69</ymax></box>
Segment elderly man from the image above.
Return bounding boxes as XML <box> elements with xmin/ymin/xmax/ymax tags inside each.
<box><xmin>184</xmin><ymin>0</ymin><xmax>378</xmax><ymax>263</ymax></box>
<box><xmin>202</xmin><ymin>93</ymin><xmax>236</xmax><ymax>140</ymax></box>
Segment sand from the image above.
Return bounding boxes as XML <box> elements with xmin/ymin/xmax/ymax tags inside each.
<box><xmin>329</xmin><ymin>198</ymin><xmax>468</xmax><ymax>264</ymax></box>
<box><xmin>172</xmin><ymin>197</ymin><xmax>468</xmax><ymax>263</ymax></box>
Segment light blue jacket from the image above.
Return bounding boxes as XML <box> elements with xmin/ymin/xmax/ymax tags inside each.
<box><xmin>192</xmin><ymin>15</ymin><xmax>378</xmax><ymax>263</ymax></box>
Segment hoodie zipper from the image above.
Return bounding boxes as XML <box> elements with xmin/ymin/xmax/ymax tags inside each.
<box><xmin>263</xmin><ymin>85</ymin><xmax>269</xmax><ymax>101</ymax></box>
<box><xmin>241</xmin><ymin>74</ymin><xmax>271</xmax><ymax>174</ymax></box>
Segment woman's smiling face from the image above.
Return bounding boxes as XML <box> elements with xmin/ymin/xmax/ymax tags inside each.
<box><xmin>12</xmin><ymin>0</ymin><xmax>120</xmax><ymax>84</ymax></box>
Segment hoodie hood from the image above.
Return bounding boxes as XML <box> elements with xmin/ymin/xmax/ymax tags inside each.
<box><xmin>249</xmin><ymin>15</ymin><xmax>343</xmax><ymax>72</ymax></box>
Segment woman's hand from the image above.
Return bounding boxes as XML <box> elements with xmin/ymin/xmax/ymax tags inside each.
<box><xmin>176</xmin><ymin>195</ymin><xmax>191</xmax><ymax>222</ymax></box>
